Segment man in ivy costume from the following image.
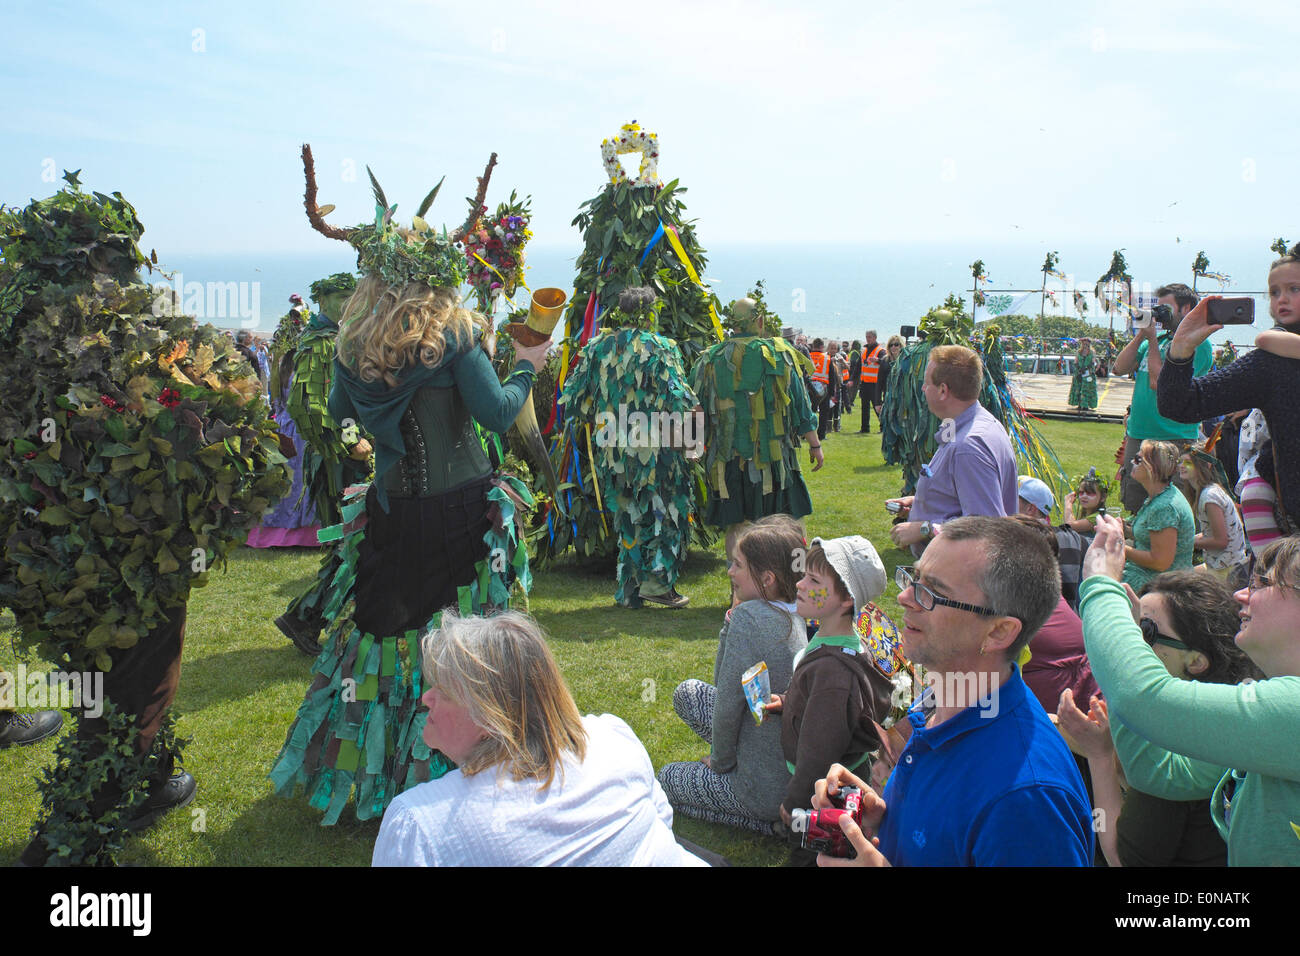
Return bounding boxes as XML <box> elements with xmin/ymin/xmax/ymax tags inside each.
<box><xmin>560</xmin><ymin>287</ymin><xmax>699</xmax><ymax>608</ymax></box>
<box><xmin>692</xmin><ymin>297</ymin><xmax>823</xmax><ymax>558</ymax></box>
<box><xmin>274</xmin><ymin>272</ymin><xmax>374</xmax><ymax>654</ymax></box>
<box><xmin>0</xmin><ymin>174</ymin><xmax>288</xmax><ymax>865</ymax></box>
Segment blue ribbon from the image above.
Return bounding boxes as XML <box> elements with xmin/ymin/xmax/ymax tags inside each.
<box><xmin>638</xmin><ymin>221</ymin><xmax>666</xmax><ymax>267</ymax></box>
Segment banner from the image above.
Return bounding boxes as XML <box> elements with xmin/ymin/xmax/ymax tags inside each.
<box><xmin>973</xmin><ymin>290</ymin><xmax>1037</xmax><ymax>323</ymax></box>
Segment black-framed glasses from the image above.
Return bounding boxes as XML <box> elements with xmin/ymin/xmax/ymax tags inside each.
<box><xmin>895</xmin><ymin>566</ymin><xmax>998</xmax><ymax>617</ymax></box>
<box><xmin>1139</xmin><ymin>617</ymin><xmax>1191</xmax><ymax>651</ymax></box>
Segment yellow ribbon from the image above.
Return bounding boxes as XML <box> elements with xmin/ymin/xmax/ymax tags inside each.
<box><xmin>584</xmin><ymin>423</ymin><xmax>609</xmax><ymax>536</ymax></box>
<box><xmin>663</xmin><ymin>225</ymin><xmax>724</xmax><ymax>342</ymax></box>
<box><xmin>472</xmin><ymin>252</ymin><xmax>531</xmax><ymax>295</ymax></box>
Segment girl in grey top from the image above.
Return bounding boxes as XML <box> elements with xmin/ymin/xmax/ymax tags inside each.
<box><xmin>657</xmin><ymin>518</ymin><xmax>808</xmax><ymax>831</ymax></box>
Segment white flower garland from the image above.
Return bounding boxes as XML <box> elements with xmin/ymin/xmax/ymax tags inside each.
<box><xmin>601</xmin><ymin>122</ymin><xmax>660</xmax><ymax>187</ymax></box>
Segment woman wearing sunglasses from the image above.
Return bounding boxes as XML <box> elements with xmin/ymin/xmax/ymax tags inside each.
<box><xmin>1122</xmin><ymin>440</ymin><xmax>1196</xmax><ymax>591</ymax></box>
<box><xmin>1076</xmin><ymin>515</ymin><xmax>1300</xmax><ymax>866</ymax></box>
<box><xmin>1058</xmin><ymin>570</ymin><xmax>1261</xmax><ymax>866</ymax></box>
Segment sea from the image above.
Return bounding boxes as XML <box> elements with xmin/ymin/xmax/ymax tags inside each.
<box><xmin>157</xmin><ymin>238</ymin><xmax>1277</xmax><ymax>350</ymax></box>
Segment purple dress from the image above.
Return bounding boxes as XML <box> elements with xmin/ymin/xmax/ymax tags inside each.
<box><xmin>245</xmin><ymin>374</ymin><xmax>321</xmax><ymax>548</ymax></box>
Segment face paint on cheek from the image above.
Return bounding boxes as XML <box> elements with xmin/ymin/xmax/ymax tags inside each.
<box><xmin>807</xmin><ymin>587</ymin><xmax>829</xmax><ymax>609</ymax></box>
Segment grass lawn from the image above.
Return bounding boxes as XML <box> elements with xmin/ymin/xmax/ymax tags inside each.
<box><xmin>0</xmin><ymin>414</ymin><xmax>1124</xmax><ymax>866</ymax></box>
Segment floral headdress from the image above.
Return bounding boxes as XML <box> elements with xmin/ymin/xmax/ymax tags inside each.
<box><xmin>300</xmin><ymin>144</ymin><xmax>498</xmax><ymax>290</ymax></box>
<box><xmin>1070</xmin><ymin>466</ymin><xmax>1114</xmax><ymax>498</ymax></box>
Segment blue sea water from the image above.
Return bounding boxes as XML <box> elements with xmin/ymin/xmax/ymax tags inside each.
<box><xmin>162</xmin><ymin>238</ymin><xmax>1277</xmax><ymax>350</ymax></box>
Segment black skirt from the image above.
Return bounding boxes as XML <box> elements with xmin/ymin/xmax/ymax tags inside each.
<box><xmin>352</xmin><ymin>476</ymin><xmax>493</xmax><ymax>636</ymax></box>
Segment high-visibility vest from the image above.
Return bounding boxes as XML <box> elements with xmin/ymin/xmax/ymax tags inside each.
<box><xmin>861</xmin><ymin>345</ymin><xmax>886</xmax><ymax>383</ymax></box>
<box><xmin>810</xmin><ymin>351</ymin><xmax>830</xmax><ymax>384</ymax></box>
<box><xmin>839</xmin><ymin>357</ymin><xmax>851</xmax><ymax>383</ymax></box>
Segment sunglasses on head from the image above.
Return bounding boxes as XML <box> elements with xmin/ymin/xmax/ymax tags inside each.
<box><xmin>1139</xmin><ymin>617</ymin><xmax>1191</xmax><ymax>651</ymax></box>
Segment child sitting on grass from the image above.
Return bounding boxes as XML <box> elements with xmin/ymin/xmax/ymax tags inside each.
<box><xmin>768</xmin><ymin>535</ymin><xmax>894</xmax><ymax>834</ymax></box>
<box><xmin>657</xmin><ymin>517</ymin><xmax>808</xmax><ymax>834</ymax></box>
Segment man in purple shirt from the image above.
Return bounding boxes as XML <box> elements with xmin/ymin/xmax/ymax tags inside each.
<box><xmin>888</xmin><ymin>345</ymin><xmax>1017</xmax><ymax>558</ymax></box>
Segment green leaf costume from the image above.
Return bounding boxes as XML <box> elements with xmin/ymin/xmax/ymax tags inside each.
<box><xmin>880</xmin><ymin>298</ymin><xmax>1069</xmax><ymax>501</ymax></box>
<box><xmin>1069</xmin><ymin>349</ymin><xmax>1098</xmax><ymax>410</ymax></box>
<box><xmin>691</xmin><ymin>334</ymin><xmax>818</xmax><ymax>526</ymax></box>
<box><xmin>560</xmin><ymin>313</ymin><xmax>698</xmax><ymax>607</ymax></box>
<box><xmin>0</xmin><ymin>175</ymin><xmax>289</xmax><ymax>864</ymax></box>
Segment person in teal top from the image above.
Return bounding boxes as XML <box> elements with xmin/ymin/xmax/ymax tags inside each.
<box><xmin>1079</xmin><ymin>516</ymin><xmax>1300</xmax><ymax>866</ymax></box>
<box><xmin>1123</xmin><ymin>440</ymin><xmax>1196</xmax><ymax>591</ymax></box>
<box><xmin>1111</xmin><ymin>282</ymin><xmax>1214</xmax><ymax>514</ymax></box>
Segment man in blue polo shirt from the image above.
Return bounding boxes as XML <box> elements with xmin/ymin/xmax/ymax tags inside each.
<box><xmin>813</xmin><ymin>516</ymin><xmax>1093</xmax><ymax>866</ymax></box>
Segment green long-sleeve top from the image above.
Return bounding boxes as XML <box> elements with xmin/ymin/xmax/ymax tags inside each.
<box><xmin>1079</xmin><ymin>575</ymin><xmax>1300</xmax><ymax>865</ymax></box>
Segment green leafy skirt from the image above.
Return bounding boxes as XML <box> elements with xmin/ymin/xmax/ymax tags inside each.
<box><xmin>269</xmin><ymin>476</ymin><xmax>532</xmax><ymax>824</ymax></box>
<box><xmin>703</xmin><ymin>455</ymin><xmax>813</xmax><ymax>528</ymax></box>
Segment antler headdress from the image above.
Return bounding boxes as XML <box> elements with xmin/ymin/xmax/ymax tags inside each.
<box><xmin>301</xmin><ymin>143</ymin><xmax>497</xmax><ymax>290</ymax></box>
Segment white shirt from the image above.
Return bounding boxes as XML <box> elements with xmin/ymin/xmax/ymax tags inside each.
<box><xmin>1197</xmin><ymin>484</ymin><xmax>1248</xmax><ymax>570</ymax></box>
<box><xmin>372</xmin><ymin>714</ymin><xmax>708</xmax><ymax>867</ymax></box>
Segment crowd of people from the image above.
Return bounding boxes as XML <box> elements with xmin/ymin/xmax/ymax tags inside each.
<box><xmin>5</xmin><ymin>176</ymin><xmax>1299</xmax><ymax>868</ymax></box>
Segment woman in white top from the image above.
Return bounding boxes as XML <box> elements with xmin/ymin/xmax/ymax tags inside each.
<box><xmin>372</xmin><ymin>610</ymin><xmax>709</xmax><ymax>867</ymax></box>
<box><xmin>1180</xmin><ymin>447</ymin><xmax>1249</xmax><ymax>589</ymax></box>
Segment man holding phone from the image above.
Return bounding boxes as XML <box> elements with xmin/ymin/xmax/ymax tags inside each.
<box><xmin>1110</xmin><ymin>283</ymin><xmax>1213</xmax><ymax>514</ymax></box>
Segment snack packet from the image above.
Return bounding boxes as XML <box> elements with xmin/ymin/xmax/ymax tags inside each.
<box><xmin>741</xmin><ymin>661</ymin><xmax>771</xmax><ymax>725</ymax></box>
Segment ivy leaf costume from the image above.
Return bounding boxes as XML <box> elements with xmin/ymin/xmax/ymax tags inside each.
<box><xmin>0</xmin><ymin>176</ymin><xmax>289</xmax><ymax>865</ymax></box>
<box><xmin>559</xmin><ymin>302</ymin><xmax>698</xmax><ymax>607</ymax></box>
<box><xmin>692</xmin><ymin>333</ymin><xmax>818</xmax><ymax>526</ymax></box>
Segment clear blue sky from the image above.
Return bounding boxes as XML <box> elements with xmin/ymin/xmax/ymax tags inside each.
<box><xmin>2</xmin><ymin>0</ymin><xmax>1295</xmax><ymax>255</ymax></box>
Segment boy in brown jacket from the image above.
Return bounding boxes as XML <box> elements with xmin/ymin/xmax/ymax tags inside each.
<box><xmin>770</xmin><ymin>535</ymin><xmax>895</xmax><ymax>827</ymax></box>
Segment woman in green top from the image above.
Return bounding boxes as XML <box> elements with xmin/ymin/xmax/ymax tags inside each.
<box><xmin>1058</xmin><ymin>570</ymin><xmax>1262</xmax><ymax>866</ymax></box>
<box><xmin>1079</xmin><ymin>517</ymin><xmax>1300</xmax><ymax>866</ymax></box>
<box><xmin>1068</xmin><ymin>338</ymin><xmax>1098</xmax><ymax>412</ymax></box>
<box><xmin>1122</xmin><ymin>440</ymin><xmax>1196</xmax><ymax>591</ymax></box>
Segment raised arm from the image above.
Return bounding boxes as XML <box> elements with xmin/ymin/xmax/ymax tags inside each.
<box><xmin>452</xmin><ymin>345</ymin><xmax>536</xmax><ymax>435</ymax></box>
<box><xmin>1080</xmin><ymin>573</ymin><xmax>1300</xmax><ymax>780</ymax></box>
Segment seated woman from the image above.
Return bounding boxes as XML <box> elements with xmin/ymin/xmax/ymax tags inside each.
<box><xmin>1059</xmin><ymin>570</ymin><xmax>1262</xmax><ymax>867</ymax></box>
<box><xmin>1123</xmin><ymin>440</ymin><xmax>1196</xmax><ymax>591</ymax></box>
<box><xmin>372</xmin><ymin>610</ymin><xmax>708</xmax><ymax>866</ymax></box>
<box><xmin>1077</xmin><ymin>517</ymin><xmax>1300</xmax><ymax>866</ymax></box>
<box><xmin>657</xmin><ymin>516</ymin><xmax>808</xmax><ymax>834</ymax></box>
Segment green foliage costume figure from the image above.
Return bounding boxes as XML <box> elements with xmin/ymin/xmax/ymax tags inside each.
<box><xmin>0</xmin><ymin>173</ymin><xmax>289</xmax><ymax>865</ymax></box>
<box><xmin>880</xmin><ymin>298</ymin><xmax>1069</xmax><ymax>501</ymax></box>
<box><xmin>270</xmin><ymin>147</ymin><xmax>535</xmax><ymax>824</ymax></box>
<box><xmin>560</xmin><ymin>288</ymin><xmax>699</xmax><ymax>608</ymax></box>
<box><xmin>533</xmin><ymin>122</ymin><xmax>722</xmax><ymax>567</ymax></box>
<box><xmin>692</xmin><ymin>297</ymin><xmax>818</xmax><ymax>528</ymax></box>
<box><xmin>1069</xmin><ymin>348</ymin><xmax>1098</xmax><ymax>410</ymax></box>
<box><xmin>274</xmin><ymin>272</ymin><xmax>373</xmax><ymax>653</ymax></box>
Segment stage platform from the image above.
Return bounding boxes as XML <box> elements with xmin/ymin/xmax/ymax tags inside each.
<box><xmin>1007</xmin><ymin>373</ymin><xmax>1133</xmax><ymax>423</ymax></box>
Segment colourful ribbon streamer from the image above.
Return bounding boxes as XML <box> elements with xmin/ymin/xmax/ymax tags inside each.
<box><xmin>584</xmin><ymin>423</ymin><xmax>609</xmax><ymax>536</ymax></box>
<box><xmin>638</xmin><ymin>220</ymin><xmax>667</xmax><ymax>266</ymax></box>
<box><xmin>662</xmin><ymin>224</ymin><xmax>724</xmax><ymax>341</ymax></box>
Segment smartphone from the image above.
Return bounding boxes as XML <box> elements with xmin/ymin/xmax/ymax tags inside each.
<box><xmin>1207</xmin><ymin>297</ymin><xmax>1255</xmax><ymax>325</ymax></box>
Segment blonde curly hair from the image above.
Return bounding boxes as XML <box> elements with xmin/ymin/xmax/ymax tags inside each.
<box><xmin>336</xmin><ymin>276</ymin><xmax>486</xmax><ymax>386</ymax></box>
